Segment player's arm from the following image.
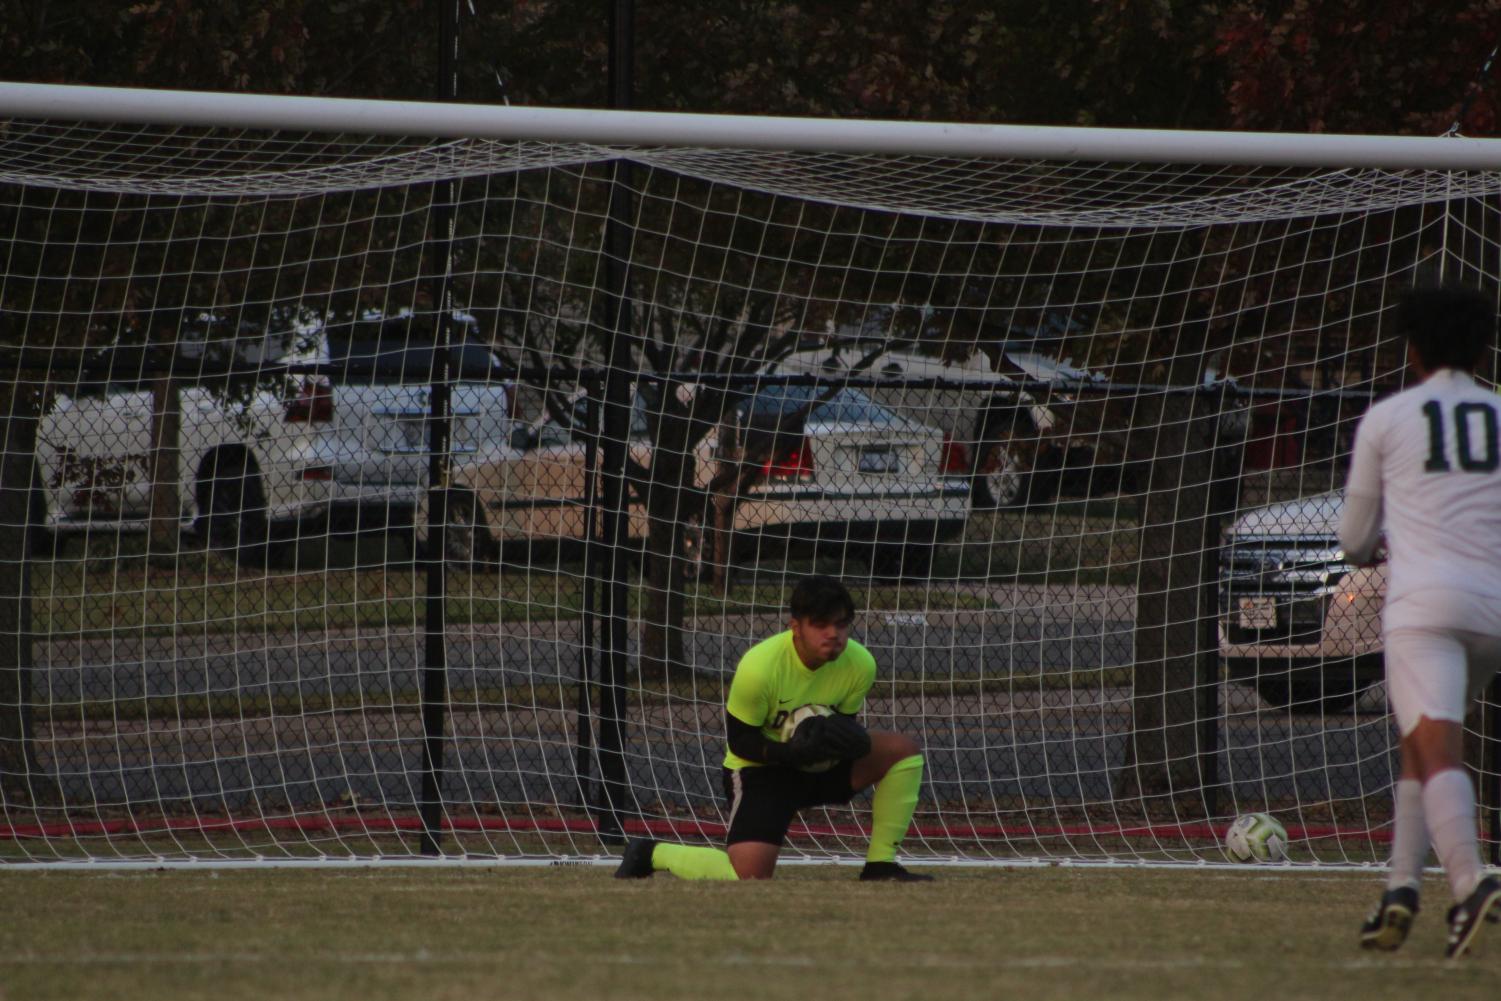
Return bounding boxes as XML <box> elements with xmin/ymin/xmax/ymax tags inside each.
<box><xmin>1339</xmin><ymin>414</ymin><xmax>1385</xmax><ymax>565</ymax></box>
<box><xmin>725</xmin><ymin>713</ymin><xmax>812</xmax><ymax>767</ymax></box>
<box><xmin>1339</xmin><ymin>493</ymin><xmax>1384</xmax><ymax>565</ymax></box>
<box><xmin>723</xmin><ymin>662</ymin><xmax>820</xmax><ymax>767</ymax></box>
<box><xmin>727</xmin><ymin>711</ymin><xmax>870</xmax><ymax>765</ymax></box>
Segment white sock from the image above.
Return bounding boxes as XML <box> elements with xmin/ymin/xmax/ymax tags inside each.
<box><xmin>1422</xmin><ymin>768</ymin><xmax>1484</xmax><ymax>902</ymax></box>
<box><xmin>1386</xmin><ymin>778</ymin><xmax>1429</xmax><ymax>892</ymax></box>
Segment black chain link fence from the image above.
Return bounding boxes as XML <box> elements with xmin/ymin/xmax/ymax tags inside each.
<box><xmin>3</xmin><ymin>347</ymin><xmax>1493</xmax><ymax>865</ymax></box>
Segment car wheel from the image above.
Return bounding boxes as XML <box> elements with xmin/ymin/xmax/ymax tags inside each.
<box><xmin>1253</xmin><ymin>675</ymin><xmax>1292</xmax><ymax>710</ymax></box>
<box><xmin>198</xmin><ymin>450</ymin><xmax>271</xmax><ymax>566</ymax></box>
<box><xmin>971</xmin><ymin>444</ymin><xmax>1027</xmax><ymax>509</ymax></box>
<box><xmin>971</xmin><ymin>397</ymin><xmax>1044</xmax><ymax>509</ymax></box>
<box><xmin>440</xmin><ymin>490</ymin><xmax>496</xmax><ymax>568</ymax></box>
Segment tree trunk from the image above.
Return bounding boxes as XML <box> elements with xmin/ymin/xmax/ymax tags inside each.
<box><xmin>637</xmin><ymin>439</ymin><xmax>695</xmax><ymax>683</ymax></box>
<box><xmin>1116</xmin><ymin>392</ymin><xmax>1224</xmax><ymax>813</ymax></box>
<box><xmin>147</xmin><ymin>375</ymin><xmax>182</xmax><ymax>566</ymax></box>
<box><xmin>702</xmin><ymin>422</ymin><xmax>740</xmax><ymax>594</ymax></box>
<box><xmin>709</xmin><ymin>489</ymin><xmax>737</xmax><ymax>595</ymax></box>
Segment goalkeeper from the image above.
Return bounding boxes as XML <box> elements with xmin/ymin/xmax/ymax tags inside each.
<box><xmin>616</xmin><ymin>574</ymin><xmax>932</xmax><ymax>881</ymax></box>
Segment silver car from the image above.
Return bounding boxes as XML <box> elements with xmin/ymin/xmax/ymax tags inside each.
<box><xmin>421</xmin><ymin>383</ymin><xmax>970</xmax><ymax>578</ymax></box>
<box><xmin>1218</xmin><ymin>491</ymin><xmax>1386</xmax><ymax>710</ymax></box>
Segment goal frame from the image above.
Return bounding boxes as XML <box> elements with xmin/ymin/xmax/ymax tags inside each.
<box><xmin>2</xmin><ymin>81</ymin><xmax>1500</xmax><ymax>870</ymax></box>
<box><xmin>5</xmin><ymin>80</ymin><xmax>1501</xmax><ymax>169</ymax></box>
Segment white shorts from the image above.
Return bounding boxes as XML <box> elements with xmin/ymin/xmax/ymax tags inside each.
<box><xmin>1383</xmin><ymin>627</ymin><xmax>1501</xmax><ymax>736</ymax></box>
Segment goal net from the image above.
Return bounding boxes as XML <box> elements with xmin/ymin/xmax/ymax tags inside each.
<box><xmin>0</xmin><ymin>83</ymin><xmax>1497</xmax><ymax>868</ymax></box>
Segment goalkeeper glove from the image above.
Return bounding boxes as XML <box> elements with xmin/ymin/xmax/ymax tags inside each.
<box><xmin>784</xmin><ymin>715</ymin><xmax>837</xmax><ymax>767</ymax></box>
<box><xmin>819</xmin><ymin>713</ymin><xmax>871</xmax><ymax>761</ymax></box>
<box><xmin>787</xmin><ymin>713</ymin><xmax>870</xmax><ymax>765</ymax></box>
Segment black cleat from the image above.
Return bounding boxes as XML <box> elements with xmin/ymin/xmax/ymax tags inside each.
<box><xmin>1445</xmin><ymin>874</ymin><xmax>1501</xmax><ymax>959</ymax></box>
<box><xmin>858</xmin><ymin>860</ymin><xmax>934</xmax><ymax>882</ymax></box>
<box><xmin>613</xmin><ymin>838</ymin><xmax>657</xmax><ymax>879</ymax></box>
<box><xmin>1359</xmin><ymin>885</ymin><xmax>1419</xmax><ymax>951</ymax></box>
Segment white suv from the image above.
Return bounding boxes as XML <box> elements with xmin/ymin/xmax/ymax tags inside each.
<box><xmin>36</xmin><ymin>310</ymin><xmax>513</xmax><ymax>558</ymax></box>
<box><xmin>1218</xmin><ymin>491</ymin><xmax>1386</xmax><ymax>710</ymax></box>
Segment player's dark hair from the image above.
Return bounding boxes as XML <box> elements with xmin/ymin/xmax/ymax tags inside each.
<box><xmin>788</xmin><ymin>574</ymin><xmax>855</xmax><ymax>623</ymax></box>
<box><xmin>1396</xmin><ymin>283</ymin><xmax>1496</xmax><ymax>373</ymax></box>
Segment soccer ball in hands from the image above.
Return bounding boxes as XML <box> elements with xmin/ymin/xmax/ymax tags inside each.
<box><xmin>779</xmin><ymin>704</ymin><xmax>836</xmax><ymax>772</ymax></box>
<box><xmin>1224</xmin><ymin>812</ymin><xmax>1288</xmax><ymax>862</ymax></box>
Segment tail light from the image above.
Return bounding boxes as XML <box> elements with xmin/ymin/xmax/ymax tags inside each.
<box><xmin>940</xmin><ymin>435</ymin><xmax>971</xmax><ymax>475</ymax></box>
<box><xmin>285</xmin><ymin>378</ymin><xmax>334</xmax><ymax>423</ymax></box>
<box><xmin>763</xmin><ymin>439</ymin><xmax>815</xmax><ymax>482</ymax></box>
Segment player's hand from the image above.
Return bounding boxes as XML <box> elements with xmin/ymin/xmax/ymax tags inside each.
<box><xmin>819</xmin><ymin>713</ymin><xmax>871</xmax><ymax>761</ymax></box>
<box><xmin>785</xmin><ymin>715</ymin><xmax>837</xmax><ymax>767</ymax></box>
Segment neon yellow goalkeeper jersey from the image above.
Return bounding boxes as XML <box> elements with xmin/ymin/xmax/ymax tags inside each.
<box><xmin>722</xmin><ymin>630</ymin><xmax>876</xmax><ymax>770</ymax></box>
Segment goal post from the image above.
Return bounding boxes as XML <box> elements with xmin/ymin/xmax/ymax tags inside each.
<box><xmin>7</xmin><ymin>80</ymin><xmax>1501</xmax><ymax>167</ymax></box>
<box><xmin>0</xmin><ymin>82</ymin><xmax>1498</xmax><ymax>868</ymax></box>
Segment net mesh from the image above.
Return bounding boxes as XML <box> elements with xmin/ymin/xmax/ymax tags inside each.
<box><xmin>0</xmin><ymin>99</ymin><xmax>1497</xmax><ymax>867</ymax></box>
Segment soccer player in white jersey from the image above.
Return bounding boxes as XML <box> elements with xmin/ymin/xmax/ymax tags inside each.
<box><xmin>1341</xmin><ymin>284</ymin><xmax>1501</xmax><ymax>959</ymax></box>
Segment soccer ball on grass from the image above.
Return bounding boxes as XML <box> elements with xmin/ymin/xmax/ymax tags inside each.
<box><xmin>1224</xmin><ymin>812</ymin><xmax>1288</xmax><ymax>862</ymax></box>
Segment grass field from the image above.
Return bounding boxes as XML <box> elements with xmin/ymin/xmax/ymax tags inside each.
<box><xmin>29</xmin><ymin>501</ymin><xmax>1135</xmax><ymax>638</ymax></box>
<box><xmin>31</xmin><ymin>554</ymin><xmax>999</xmax><ymax>638</ymax></box>
<box><xmin>1</xmin><ymin>865</ymin><xmax>1497</xmax><ymax>1001</ymax></box>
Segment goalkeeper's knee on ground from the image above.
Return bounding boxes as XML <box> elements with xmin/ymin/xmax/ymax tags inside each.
<box><xmin>653</xmin><ymin>842</ymin><xmax>739</xmax><ymax>880</ymax></box>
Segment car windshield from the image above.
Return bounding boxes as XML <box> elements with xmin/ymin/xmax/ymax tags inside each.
<box><xmin>741</xmin><ymin>385</ymin><xmax>919</xmax><ymax>430</ymax></box>
<box><xmin>328</xmin><ymin>323</ymin><xmax>504</xmax><ymax>384</ymax></box>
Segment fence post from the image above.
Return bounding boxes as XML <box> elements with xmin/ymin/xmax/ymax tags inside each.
<box><xmin>577</xmin><ymin>387</ymin><xmax>601</xmax><ymax>816</ymax></box>
<box><xmin>416</xmin><ymin>0</ymin><xmax>460</xmax><ymax>857</ymax></box>
<box><xmin>585</xmin><ymin>0</ymin><xmax>639</xmax><ymax>846</ymax></box>
<box><xmin>593</xmin><ymin>156</ymin><xmax>635</xmax><ymax>843</ymax></box>
<box><xmin>0</xmin><ymin>385</ymin><xmax>51</xmax><ymax>805</ymax></box>
<box><xmin>1196</xmin><ymin>386</ymin><xmax>1244</xmax><ymax>821</ymax></box>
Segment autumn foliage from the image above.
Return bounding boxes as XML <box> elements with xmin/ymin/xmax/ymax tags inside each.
<box><xmin>2</xmin><ymin>1</ymin><xmax>1495</xmax><ymax>135</ymax></box>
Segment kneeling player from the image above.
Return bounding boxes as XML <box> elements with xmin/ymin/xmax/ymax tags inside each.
<box><xmin>616</xmin><ymin>574</ymin><xmax>932</xmax><ymax>881</ymax></box>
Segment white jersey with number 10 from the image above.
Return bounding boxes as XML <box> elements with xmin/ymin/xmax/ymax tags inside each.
<box><xmin>1344</xmin><ymin>368</ymin><xmax>1501</xmax><ymax>634</ymax></box>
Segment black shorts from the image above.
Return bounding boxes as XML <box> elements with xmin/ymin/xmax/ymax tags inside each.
<box><xmin>721</xmin><ymin>762</ymin><xmax>857</xmax><ymax>846</ymax></box>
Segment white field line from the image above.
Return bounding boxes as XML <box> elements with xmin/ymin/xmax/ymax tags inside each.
<box><xmin>0</xmin><ymin>854</ymin><xmax>1394</xmax><ymax>873</ymax></box>
<box><xmin>0</xmin><ymin>950</ymin><xmax>1464</xmax><ymax>974</ymax></box>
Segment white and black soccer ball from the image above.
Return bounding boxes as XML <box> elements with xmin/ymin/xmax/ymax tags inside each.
<box><xmin>1224</xmin><ymin>812</ymin><xmax>1288</xmax><ymax>863</ymax></box>
<box><xmin>779</xmin><ymin>704</ymin><xmax>836</xmax><ymax>772</ymax></box>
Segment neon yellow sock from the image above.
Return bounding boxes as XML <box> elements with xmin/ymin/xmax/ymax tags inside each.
<box><xmin>651</xmin><ymin>842</ymin><xmax>739</xmax><ymax>880</ymax></box>
<box><xmin>867</xmin><ymin>754</ymin><xmax>924</xmax><ymax>863</ymax></box>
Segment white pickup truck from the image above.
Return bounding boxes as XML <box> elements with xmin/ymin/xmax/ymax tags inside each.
<box><xmin>1217</xmin><ymin>491</ymin><xmax>1387</xmax><ymax>710</ymax></box>
<box><xmin>36</xmin><ymin>311</ymin><xmax>514</xmax><ymax>558</ymax></box>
